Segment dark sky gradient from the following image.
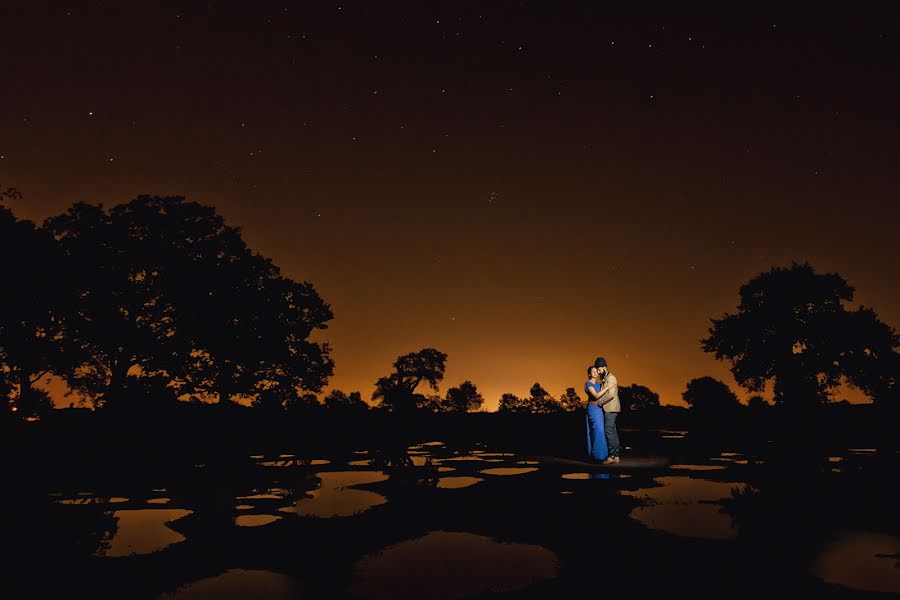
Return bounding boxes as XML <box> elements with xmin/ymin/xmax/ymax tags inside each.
<box><xmin>3</xmin><ymin>2</ymin><xmax>899</xmax><ymax>408</ymax></box>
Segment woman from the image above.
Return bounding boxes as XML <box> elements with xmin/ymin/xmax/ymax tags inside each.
<box><xmin>584</xmin><ymin>366</ymin><xmax>608</xmax><ymax>462</ymax></box>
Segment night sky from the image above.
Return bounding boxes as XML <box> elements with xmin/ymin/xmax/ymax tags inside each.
<box><xmin>3</xmin><ymin>2</ymin><xmax>899</xmax><ymax>409</ymax></box>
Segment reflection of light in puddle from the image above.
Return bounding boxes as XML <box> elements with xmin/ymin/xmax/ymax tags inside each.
<box><xmin>236</xmin><ymin>514</ymin><xmax>281</xmax><ymax>527</ymax></box>
<box><xmin>437</xmin><ymin>466</ymin><xmax>455</xmax><ymax>472</ymax></box>
<box><xmin>158</xmin><ymin>568</ymin><xmax>302</xmax><ymax>600</ymax></box>
<box><xmin>446</xmin><ymin>456</ymin><xmax>485</xmax><ymax>462</ymax></box>
<box><xmin>812</xmin><ymin>531</ymin><xmax>900</xmax><ymax>594</ymax></box>
<box><xmin>720</xmin><ymin>452</ymin><xmax>742</xmax><ymax>457</ymax></box>
<box><xmin>238</xmin><ymin>488</ymin><xmax>289</xmax><ymax>501</ymax></box>
<box><xmin>437</xmin><ymin>477</ymin><xmax>483</xmax><ymax>489</ymax></box>
<box><xmin>480</xmin><ymin>468</ymin><xmax>537</xmax><ymax>476</ymax></box>
<box><xmin>518</xmin><ymin>460</ymin><xmax>539</xmax><ymax>465</ymax></box>
<box><xmin>708</xmin><ymin>457</ymin><xmax>750</xmax><ymax>465</ymax></box>
<box><xmin>348</xmin><ymin>459</ymin><xmax>372</xmax><ymax>466</ymax></box>
<box><xmin>670</xmin><ymin>464</ymin><xmax>727</xmax><ymax>471</ymax></box>
<box><xmin>147</xmin><ymin>498</ymin><xmax>170</xmax><ymax>505</ymax></box>
<box><xmin>848</xmin><ymin>448</ymin><xmax>876</xmax><ymax>454</ymax></box>
<box><xmin>623</xmin><ymin>476</ymin><xmax>748</xmax><ymax>540</ymax></box>
<box><xmin>259</xmin><ymin>458</ymin><xmax>330</xmax><ymax>467</ymax></box>
<box><xmin>100</xmin><ymin>508</ymin><xmax>192</xmax><ymax>557</ymax></box>
<box><xmin>286</xmin><ymin>471</ymin><xmax>388</xmax><ymax>518</ymax></box>
<box><xmin>235</xmin><ymin>504</ymin><xmax>254</xmax><ymax>510</ymax></box>
<box><xmin>828</xmin><ymin>456</ymin><xmax>842</xmax><ymax>463</ymax></box>
<box><xmin>58</xmin><ymin>496</ymin><xmax>128</xmax><ymax>505</ymax></box>
<box><xmin>561</xmin><ymin>472</ymin><xmax>611</xmax><ymax>481</ymax></box>
<box><xmin>348</xmin><ymin>531</ymin><xmax>559</xmax><ymax>600</ymax></box>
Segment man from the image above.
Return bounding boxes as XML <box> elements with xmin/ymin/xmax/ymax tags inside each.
<box><xmin>594</xmin><ymin>357</ymin><xmax>621</xmax><ymax>464</ymax></box>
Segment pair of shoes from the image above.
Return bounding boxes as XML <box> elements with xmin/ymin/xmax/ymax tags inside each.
<box><xmin>612</xmin><ymin>456</ymin><xmax>620</xmax><ymax>464</ymax></box>
<box><xmin>602</xmin><ymin>457</ymin><xmax>616</xmax><ymax>465</ymax></box>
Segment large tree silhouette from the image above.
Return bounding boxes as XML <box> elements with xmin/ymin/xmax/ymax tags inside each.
<box><xmin>45</xmin><ymin>200</ymin><xmax>184</xmax><ymax>406</ymax></box>
<box><xmin>444</xmin><ymin>380</ymin><xmax>484</xmax><ymax>413</ymax></box>
<box><xmin>322</xmin><ymin>389</ymin><xmax>368</xmax><ymax>413</ymax></box>
<box><xmin>835</xmin><ymin>306</ymin><xmax>899</xmax><ymax>410</ymax></box>
<box><xmin>701</xmin><ymin>263</ymin><xmax>893</xmax><ymax>409</ymax></box>
<box><xmin>525</xmin><ymin>383</ymin><xmax>562</xmax><ymax>413</ymax></box>
<box><xmin>682</xmin><ymin>376</ymin><xmax>742</xmax><ymax>421</ymax></box>
<box><xmin>558</xmin><ymin>387</ymin><xmax>582</xmax><ymax>412</ymax></box>
<box><xmin>45</xmin><ymin>196</ymin><xmax>333</xmax><ymax>407</ymax></box>
<box><xmin>620</xmin><ymin>383</ymin><xmax>661</xmax><ymax>414</ymax></box>
<box><xmin>372</xmin><ymin>348</ymin><xmax>447</xmax><ymax>412</ymax></box>
<box><xmin>498</xmin><ymin>392</ymin><xmax>527</xmax><ymax>413</ymax></box>
<box><xmin>0</xmin><ymin>203</ymin><xmax>73</xmax><ymax>418</ymax></box>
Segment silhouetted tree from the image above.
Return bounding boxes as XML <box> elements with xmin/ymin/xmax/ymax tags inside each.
<box><xmin>418</xmin><ymin>393</ymin><xmax>453</xmax><ymax>413</ymax></box>
<box><xmin>682</xmin><ymin>376</ymin><xmax>742</xmax><ymax>423</ymax></box>
<box><xmin>498</xmin><ymin>392</ymin><xmax>528</xmax><ymax>413</ymax></box>
<box><xmin>445</xmin><ymin>380</ymin><xmax>484</xmax><ymax>413</ymax></box>
<box><xmin>746</xmin><ymin>395</ymin><xmax>770</xmax><ymax>410</ymax></box>
<box><xmin>558</xmin><ymin>387</ymin><xmax>582</xmax><ymax>412</ymax></box>
<box><xmin>372</xmin><ymin>348</ymin><xmax>447</xmax><ymax>412</ymax></box>
<box><xmin>620</xmin><ymin>384</ymin><xmax>661</xmax><ymax>414</ymax></box>
<box><xmin>836</xmin><ymin>306</ymin><xmax>899</xmax><ymax>409</ymax></box>
<box><xmin>284</xmin><ymin>392</ymin><xmax>320</xmax><ymax>413</ymax></box>
<box><xmin>525</xmin><ymin>382</ymin><xmax>562</xmax><ymax>413</ymax></box>
<box><xmin>0</xmin><ymin>204</ymin><xmax>74</xmax><ymax>418</ymax></box>
<box><xmin>46</xmin><ymin>196</ymin><xmax>334</xmax><ymax>408</ymax></box>
<box><xmin>702</xmin><ymin>263</ymin><xmax>869</xmax><ymax>410</ymax></box>
<box><xmin>44</xmin><ymin>200</ymin><xmax>186</xmax><ymax>407</ymax></box>
<box><xmin>322</xmin><ymin>389</ymin><xmax>368</xmax><ymax>412</ymax></box>
<box><xmin>155</xmin><ymin>197</ymin><xmax>334</xmax><ymax>405</ymax></box>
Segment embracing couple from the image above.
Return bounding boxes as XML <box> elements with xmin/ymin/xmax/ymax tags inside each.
<box><xmin>584</xmin><ymin>356</ymin><xmax>621</xmax><ymax>465</ymax></box>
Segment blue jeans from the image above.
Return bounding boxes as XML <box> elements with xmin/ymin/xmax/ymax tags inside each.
<box><xmin>585</xmin><ymin>403</ymin><xmax>608</xmax><ymax>461</ymax></box>
<box><xmin>604</xmin><ymin>411</ymin><xmax>620</xmax><ymax>458</ymax></box>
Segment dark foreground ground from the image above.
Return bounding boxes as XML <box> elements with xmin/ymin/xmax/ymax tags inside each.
<box><xmin>7</xmin><ymin>409</ymin><xmax>899</xmax><ymax>599</ymax></box>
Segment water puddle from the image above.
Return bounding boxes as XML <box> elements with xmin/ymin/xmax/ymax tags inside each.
<box><xmin>811</xmin><ymin>530</ymin><xmax>900</xmax><ymax>594</ymax></box>
<box><xmin>480</xmin><ymin>467</ymin><xmax>538</xmax><ymax>476</ymax></box>
<box><xmin>348</xmin><ymin>531</ymin><xmax>559</xmax><ymax>599</ymax></box>
<box><xmin>158</xmin><ymin>569</ymin><xmax>302</xmax><ymax>599</ymax></box>
<box><xmin>436</xmin><ymin>477</ymin><xmax>483</xmax><ymax>489</ymax></box>
<box><xmin>285</xmin><ymin>471</ymin><xmax>389</xmax><ymax>518</ymax></box>
<box><xmin>623</xmin><ymin>476</ymin><xmax>749</xmax><ymax>540</ymax></box>
<box><xmin>100</xmin><ymin>508</ymin><xmax>192</xmax><ymax>557</ymax></box>
<box><xmin>669</xmin><ymin>464</ymin><xmax>727</xmax><ymax>471</ymax></box>
<box><xmin>236</xmin><ymin>514</ymin><xmax>281</xmax><ymax>527</ymax></box>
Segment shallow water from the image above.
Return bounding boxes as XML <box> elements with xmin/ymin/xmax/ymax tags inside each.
<box><xmin>44</xmin><ymin>438</ymin><xmax>899</xmax><ymax>597</ymax></box>
<box><xmin>347</xmin><ymin>531</ymin><xmax>559</xmax><ymax>600</ymax></box>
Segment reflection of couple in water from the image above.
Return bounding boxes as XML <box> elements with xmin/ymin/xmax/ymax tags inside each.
<box><xmin>584</xmin><ymin>356</ymin><xmax>621</xmax><ymax>465</ymax></box>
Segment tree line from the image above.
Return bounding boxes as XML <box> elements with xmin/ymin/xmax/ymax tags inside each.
<box><xmin>1</xmin><ymin>195</ymin><xmax>334</xmax><ymax>418</ymax></box>
<box><xmin>2</xmin><ymin>192</ymin><xmax>897</xmax><ymax>426</ymax></box>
